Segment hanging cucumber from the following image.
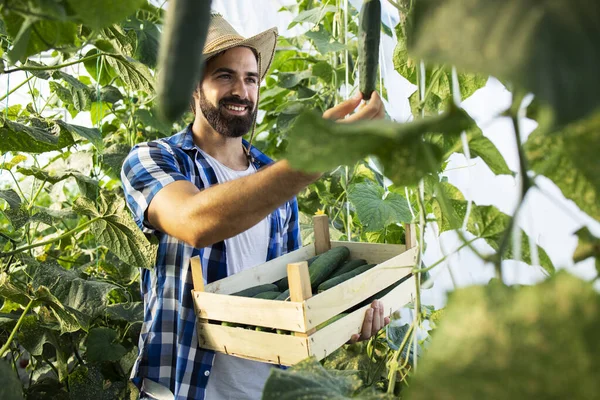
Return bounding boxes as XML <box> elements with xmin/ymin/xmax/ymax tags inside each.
<box><xmin>358</xmin><ymin>0</ymin><xmax>381</xmax><ymax>101</ymax></box>
<box><xmin>157</xmin><ymin>0</ymin><xmax>213</xmax><ymax>122</ymax></box>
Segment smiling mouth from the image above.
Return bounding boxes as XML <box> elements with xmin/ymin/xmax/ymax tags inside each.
<box><xmin>223</xmin><ymin>104</ymin><xmax>248</xmax><ymax>112</ymax></box>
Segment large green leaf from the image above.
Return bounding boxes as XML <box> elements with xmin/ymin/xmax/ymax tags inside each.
<box><xmin>30</xmin><ymin>207</ymin><xmax>77</xmax><ymax>226</ymax></box>
<box><xmin>431</xmin><ymin>183</ymin><xmax>554</xmax><ymax>274</ymax></box>
<box><xmin>348</xmin><ymin>182</ymin><xmax>412</xmax><ymax>231</ymax></box>
<box><xmin>0</xmin><ymin>115</ymin><xmax>74</xmax><ymax>153</ymax></box>
<box><xmin>306</xmin><ymin>29</ymin><xmax>347</xmax><ymax>54</ymax></box>
<box><xmin>106</xmin><ymin>302</ymin><xmax>143</xmax><ymax>323</ymax></box>
<box><xmin>66</xmin><ymin>0</ymin><xmax>145</xmax><ymax>30</ymax></box>
<box><xmin>284</xmin><ymin>105</ymin><xmax>475</xmax><ymax>186</ymax></box>
<box><xmin>0</xmin><ymin>360</ymin><xmax>23</xmax><ymax>400</ymax></box>
<box><xmin>69</xmin><ymin>364</ymin><xmax>130</xmax><ymax>400</ymax></box>
<box><xmin>4</xmin><ymin>10</ymin><xmax>78</xmax><ymax>63</ymax></box>
<box><xmin>105</xmin><ymin>54</ymin><xmax>156</xmax><ymax>93</ymax></box>
<box><xmin>406</xmin><ymin>272</ymin><xmax>600</xmax><ymax>400</ymax></box>
<box><xmin>101</xmin><ymin>143</ymin><xmax>131</xmax><ymax>179</ymax></box>
<box><xmin>263</xmin><ymin>357</ymin><xmax>389</xmax><ymax>399</ymax></box>
<box><xmin>85</xmin><ymin>327</ymin><xmax>127</xmax><ymax>362</ymax></box>
<box><xmin>31</xmin><ymin>261</ymin><xmax>120</xmax><ymax>330</ymax></box>
<box><xmin>288</xmin><ymin>5</ymin><xmax>337</xmax><ymax>28</ymax></box>
<box><xmin>56</xmin><ymin>120</ymin><xmax>103</xmax><ymax>150</ymax></box>
<box><xmin>73</xmin><ymin>191</ymin><xmax>158</xmax><ymax>269</ymax></box>
<box><xmin>525</xmin><ymin>113</ymin><xmax>600</xmax><ymax>221</ymax></box>
<box><xmin>437</xmin><ymin>126</ymin><xmax>513</xmax><ymax>176</ymax></box>
<box><xmin>407</xmin><ymin>0</ymin><xmax>600</xmax><ymax>127</ymax></box>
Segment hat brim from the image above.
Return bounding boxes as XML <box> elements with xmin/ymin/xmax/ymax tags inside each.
<box><xmin>203</xmin><ymin>27</ymin><xmax>278</xmax><ymax>81</ymax></box>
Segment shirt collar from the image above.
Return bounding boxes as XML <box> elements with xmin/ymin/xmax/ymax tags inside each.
<box><xmin>171</xmin><ymin>124</ymin><xmax>273</xmax><ymax>168</ymax></box>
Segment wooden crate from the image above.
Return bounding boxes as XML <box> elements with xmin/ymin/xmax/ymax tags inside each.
<box><xmin>191</xmin><ymin>215</ymin><xmax>418</xmax><ymax>366</ymax></box>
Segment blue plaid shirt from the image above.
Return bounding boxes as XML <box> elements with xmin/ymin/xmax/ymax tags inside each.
<box><xmin>121</xmin><ymin>125</ymin><xmax>301</xmax><ymax>399</ymax></box>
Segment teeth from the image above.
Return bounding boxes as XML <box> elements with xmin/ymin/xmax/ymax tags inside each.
<box><xmin>224</xmin><ymin>105</ymin><xmax>246</xmax><ymax>112</ymax></box>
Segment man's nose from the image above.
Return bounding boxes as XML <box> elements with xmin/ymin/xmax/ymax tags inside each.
<box><xmin>231</xmin><ymin>77</ymin><xmax>249</xmax><ymax>99</ymax></box>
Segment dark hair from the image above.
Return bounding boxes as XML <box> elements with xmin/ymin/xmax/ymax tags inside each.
<box><xmin>190</xmin><ymin>46</ymin><xmax>259</xmax><ymax>116</ymax></box>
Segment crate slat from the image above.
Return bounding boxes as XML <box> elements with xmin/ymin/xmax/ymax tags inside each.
<box><xmin>308</xmin><ymin>275</ymin><xmax>416</xmax><ymax>360</ymax></box>
<box><xmin>204</xmin><ymin>245</ymin><xmax>315</xmax><ymax>294</ymax></box>
<box><xmin>331</xmin><ymin>241</ymin><xmax>407</xmax><ymax>264</ymax></box>
<box><xmin>304</xmin><ymin>246</ymin><xmax>417</xmax><ymax>330</ymax></box>
<box><xmin>193</xmin><ymin>291</ymin><xmax>307</xmax><ymax>331</ymax></box>
<box><xmin>197</xmin><ymin>323</ymin><xmax>309</xmax><ymax>365</ymax></box>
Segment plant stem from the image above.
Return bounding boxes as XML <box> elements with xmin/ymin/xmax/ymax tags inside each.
<box><xmin>0</xmin><ymin>298</ymin><xmax>34</xmax><ymax>358</ymax></box>
<box><xmin>0</xmin><ymin>75</ymin><xmax>34</xmax><ymax>103</ymax></box>
<box><xmin>413</xmin><ymin>237</ymin><xmax>479</xmax><ymax>274</ymax></box>
<box><xmin>3</xmin><ymin>53</ymin><xmax>105</xmax><ymax>74</ymax></box>
<box><xmin>387</xmin><ymin>323</ymin><xmax>414</xmax><ymax>394</ymax></box>
<box><xmin>0</xmin><ymin>216</ymin><xmax>101</xmax><ymax>257</ymax></box>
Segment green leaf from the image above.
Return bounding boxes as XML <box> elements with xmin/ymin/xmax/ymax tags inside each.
<box><xmin>0</xmin><ymin>115</ymin><xmax>74</xmax><ymax>154</ymax></box>
<box><xmin>431</xmin><ymin>183</ymin><xmax>554</xmax><ymax>274</ymax></box>
<box><xmin>31</xmin><ymin>261</ymin><xmax>120</xmax><ymax>330</ymax></box>
<box><xmin>83</xmin><ymin>49</ymin><xmax>115</xmax><ymax>85</ymax></box>
<box><xmin>385</xmin><ymin>322</ymin><xmax>418</xmax><ymax>365</ymax></box>
<box><xmin>0</xmin><ymin>189</ymin><xmax>28</xmax><ymax>229</ymax></box>
<box><xmin>306</xmin><ymin>29</ymin><xmax>347</xmax><ymax>54</ymax></box>
<box><xmin>85</xmin><ymin>327</ymin><xmax>127</xmax><ymax>362</ymax></box>
<box><xmin>135</xmin><ymin>108</ymin><xmax>172</xmax><ymax>134</ymax></box>
<box><xmin>30</xmin><ymin>207</ymin><xmax>77</xmax><ymax>225</ymax></box>
<box><xmin>105</xmin><ymin>54</ymin><xmax>156</xmax><ymax>93</ymax></box>
<box><xmin>348</xmin><ymin>182</ymin><xmax>412</xmax><ymax>232</ymax></box>
<box><xmin>262</xmin><ymin>357</ymin><xmax>364</xmax><ymax>399</ymax></box>
<box><xmin>17</xmin><ymin>166</ymin><xmax>97</xmax><ymax>187</ymax></box>
<box><xmin>73</xmin><ymin>191</ymin><xmax>158</xmax><ymax>269</ymax></box>
<box><xmin>312</xmin><ymin>61</ymin><xmax>334</xmax><ymax>83</ymax></box>
<box><xmin>0</xmin><ymin>273</ymin><xmax>31</xmax><ymax>307</ymax></box>
<box><xmin>123</xmin><ymin>15</ymin><xmax>161</xmax><ymax>68</ymax></box>
<box><xmin>66</xmin><ymin>0</ymin><xmax>145</xmax><ymax>30</ymax></box>
<box><xmin>101</xmin><ymin>143</ymin><xmax>131</xmax><ymax>179</ymax></box>
<box><xmin>278</xmin><ymin>71</ymin><xmax>312</xmax><ymax>89</ymax></box>
<box><xmin>0</xmin><ymin>360</ymin><xmax>23</xmax><ymax>400</ymax></box>
<box><xmin>106</xmin><ymin>302</ymin><xmax>143</xmax><ymax>323</ymax></box>
<box><xmin>56</xmin><ymin>120</ymin><xmax>103</xmax><ymax>150</ymax></box>
<box><xmin>90</xmin><ymin>102</ymin><xmax>109</xmax><ymax>126</ymax></box>
<box><xmin>407</xmin><ymin>0</ymin><xmax>600</xmax><ymax>127</ymax></box>
<box><xmin>525</xmin><ymin>112</ymin><xmax>600</xmax><ymax>221</ymax></box>
<box><xmin>69</xmin><ymin>364</ymin><xmax>128</xmax><ymax>400</ymax></box>
<box><xmin>572</xmin><ymin>227</ymin><xmax>600</xmax><ymax>275</ymax></box>
<box><xmin>100</xmin><ymin>85</ymin><xmax>123</xmax><ymax>104</ymax></box>
<box><xmin>4</xmin><ymin>12</ymin><xmax>77</xmax><ymax>63</ymax></box>
<box><xmin>407</xmin><ymin>272</ymin><xmax>600</xmax><ymax>400</ymax></box>
<box><xmin>284</xmin><ymin>105</ymin><xmax>475</xmax><ymax>186</ymax></box>
<box><xmin>289</xmin><ymin>6</ymin><xmax>337</xmax><ymax>28</ymax></box>
<box><xmin>17</xmin><ymin>316</ymin><xmax>56</xmax><ymax>356</ymax></box>
<box><xmin>436</xmin><ymin>125</ymin><xmax>513</xmax><ymax>176</ymax></box>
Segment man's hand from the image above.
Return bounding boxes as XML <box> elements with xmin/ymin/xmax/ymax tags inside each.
<box><xmin>349</xmin><ymin>300</ymin><xmax>391</xmax><ymax>344</ymax></box>
<box><xmin>323</xmin><ymin>91</ymin><xmax>385</xmax><ymax>122</ymax></box>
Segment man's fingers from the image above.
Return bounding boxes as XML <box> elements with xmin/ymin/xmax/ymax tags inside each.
<box><xmin>323</xmin><ymin>93</ymin><xmax>362</xmax><ymax>121</ymax></box>
<box><xmin>361</xmin><ymin>308</ymin><xmax>374</xmax><ymax>340</ymax></box>
<box><xmin>349</xmin><ymin>333</ymin><xmax>360</xmax><ymax>344</ymax></box>
<box><xmin>371</xmin><ymin>301</ymin><xmax>381</xmax><ymax>337</ymax></box>
<box><xmin>344</xmin><ymin>93</ymin><xmax>384</xmax><ymax>123</ymax></box>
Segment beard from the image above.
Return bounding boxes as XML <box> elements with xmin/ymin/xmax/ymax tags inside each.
<box><xmin>198</xmin><ymin>88</ymin><xmax>256</xmax><ymax>138</ymax></box>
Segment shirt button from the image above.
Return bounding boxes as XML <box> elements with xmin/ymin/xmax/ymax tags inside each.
<box><xmin>204</xmin><ymin>370</ymin><xmax>210</xmax><ymax>377</ymax></box>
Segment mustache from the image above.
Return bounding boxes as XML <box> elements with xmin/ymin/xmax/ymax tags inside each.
<box><xmin>219</xmin><ymin>96</ymin><xmax>253</xmax><ymax>108</ymax></box>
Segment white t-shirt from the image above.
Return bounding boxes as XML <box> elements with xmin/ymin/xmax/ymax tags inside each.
<box><xmin>199</xmin><ymin>149</ymin><xmax>274</xmax><ymax>400</ymax></box>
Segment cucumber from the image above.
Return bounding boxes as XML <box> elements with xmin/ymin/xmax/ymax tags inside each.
<box><xmin>231</xmin><ymin>283</ymin><xmax>278</xmax><ymax>297</ymax></box>
<box><xmin>358</xmin><ymin>0</ymin><xmax>381</xmax><ymax>100</ymax></box>
<box><xmin>309</xmin><ymin>247</ymin><xmax>350</xmax><ymax>289</ymax></box>
<box><xmin>253</xmin><ymin>291</ymin><xmax>281</xmax><ymax>300</ymax></box>
<box><xmin>317</xmin><ymin>263</ymin><xmax>377</xmax><ymax>293</ymax></box>
<box><xmin>274</xmin><ymin>255</ymin><xmax>320</xmax><ymax>291</ymax></box>
<box><xmin>316</xmin><ymin>313</ymin><xmax>348</xmax><ymax>330</ymax></box>
<box><xmin>275</xmin><ymin>289</ymin><xmax>290</xmax><ymax>301</ymax></box>
<box><xmin>331</xmin><ymin>259</ymin><xmax>367</xmax><ymax>277</ymax></box>
<box><xmin>157</xmin><ymin>0</ymin><xmax>212</xmax><ymax>122</ymax></box>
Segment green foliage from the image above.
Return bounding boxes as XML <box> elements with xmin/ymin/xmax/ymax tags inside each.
<box><xmin>347</xmin><ymin>182</ymin><xmax>412</xmax><ymax>231</ymax></box>
<box><xmin>0</xmin><ymin>360</ymin><xmax>23</xmax><ymax>400</ymax></box>
<box><xmin>407</xmin><ymin>0</ymin><xmax>600</xmax><ymax>127</ymax></box>
<box><xmin>406</xmin><ymin>272</ymin><xmax>600</xmax><ymax>399</ymax></box>
<box><xmin>525</xmin><ymin>112</ymin><xmax>600</xmax><ymax>221</ymax></box>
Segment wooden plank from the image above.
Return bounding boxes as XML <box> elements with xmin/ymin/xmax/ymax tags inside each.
<box><xmin>308</xmin><ymin>276</ymin><xmax>416</xmax><ymax>361</ymax></box>
<box><xmin>193</xmin><ymin>291</ymin><xmax>307</xmax><ymax>332</ymax></box>
<box><xmin>190</xmin><ymin>256</ymin><xmax>205</xmax><ymax>292</ymax></box>
<box><xmin>304</xmin><ymin>246</ymin><xmax>418</xmax><ymax>329</ymax></box>
<box><xmin>205</xmin><ymin>244</ymin><xmax>315</xmax><ymax>294</ymax></box>
<box><xmin>287</xmin><ymin>262</ymin><xmax>315</xmax><ymax>337</ymax></box>
<box><xmin>197</xmin><ymin>322</ymin><xmax>309</xmax><ymax>366</ymax></box>
<box><xmin>404</xmin><ymin>223</ymin><xmax>417</xmax><ymax>249</ymax></box>
<box><xmin>313</xmin><ymin>214</ymin><xmax>331</xmax><ymax>255</ymax></box>
<box><xmin>330</xmin><ymin>241</ymin><xmax>407</xmax><ymax>264</ymax></box>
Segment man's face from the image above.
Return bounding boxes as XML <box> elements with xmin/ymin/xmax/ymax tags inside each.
<box><xmin>198</xmin><ymin>46</ymin><xmax>259</xmax><ymax>138</ymax></box>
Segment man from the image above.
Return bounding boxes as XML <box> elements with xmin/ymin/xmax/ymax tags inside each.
<box><xmin>121</xmin><ymin>13</ymin><xmax>387</xmax><ymax>400</ymax></box>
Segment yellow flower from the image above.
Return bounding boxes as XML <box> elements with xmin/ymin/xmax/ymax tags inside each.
<box><xmin>315</xmin><ymin>209</ymin><xmax>325</xmax><ymax>215</ymax></box>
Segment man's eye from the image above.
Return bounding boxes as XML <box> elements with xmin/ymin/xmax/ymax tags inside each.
<box><xmin>247</xmin><ymin>78</ymin><xmax>257</xmax><ymax>84</ymax></box>
<box><xmin>218</xmin><ymin>74</ymin><xmax>231</xmax><ymax>80</ymax></box>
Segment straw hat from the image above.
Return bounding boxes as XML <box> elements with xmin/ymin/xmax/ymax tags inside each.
<box><xmin>203</xmin><ymin>13</ymin><xmax>278</xmax><ymax>81</ymax></box>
